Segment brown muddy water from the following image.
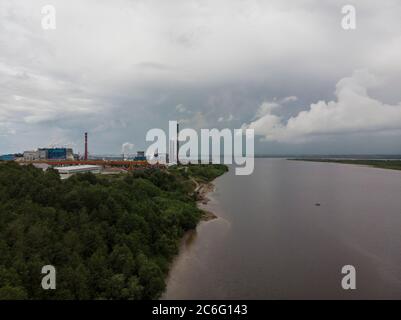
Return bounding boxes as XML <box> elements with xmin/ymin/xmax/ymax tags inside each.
<box><xmin>163</xmin><ymin>159</ymin><xmax>401</xmax><ymax>299</ymax></box>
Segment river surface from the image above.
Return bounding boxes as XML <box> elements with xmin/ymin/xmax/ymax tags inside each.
<box><xmin>163</xmin><ymin>159</ymin><xmax>401</xmax><ymax>299</ymax></box>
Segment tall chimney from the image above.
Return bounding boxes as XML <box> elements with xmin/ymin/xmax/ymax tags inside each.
<box><xmin>176</xmin><ymin>123</ymin><xmax>179</xmax><ymax>165</ymax></box>
<box><xmin>84</xmin><ymin>132</ymin><xmax>88</xmax><ymax>160</ymax></box>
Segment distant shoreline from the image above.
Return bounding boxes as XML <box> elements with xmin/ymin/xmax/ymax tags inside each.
<box><xmin>255</xmin><ymin>154</ymin><xmax>401</xmax><ymax>160</ymax></box>
<box><xmin>291</xmin><ymin>158</ymin><xmax>401</xmax><ymax>171</ymax></box>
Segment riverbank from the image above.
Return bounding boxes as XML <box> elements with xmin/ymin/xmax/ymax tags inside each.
<box><xmin>291</xmin><ymin>159</ymin><xmax>401</xmax><ymax>171</ymax></box>
<box><xmin>196</xmin><ymin>181</ymin><xmax>218</xmax><ymax>221</ymax></box>
<box><xmin>160</xmin><ymin>165</ymin><xmax>228</xmax><ymax>299</ymax></box>
<box><xmin>172</xmin><ymin>164</ymin><xmax>228</xmax><ymax>222</ymax></box>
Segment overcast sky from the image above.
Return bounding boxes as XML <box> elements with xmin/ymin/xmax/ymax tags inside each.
<box><xmin>1</xmin><ymin>0</ymin><xmax>401</xmax><ymax>155</ymax></box>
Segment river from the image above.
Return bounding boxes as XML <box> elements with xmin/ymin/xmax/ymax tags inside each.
<box><xmin>163</xmin><ymin>158</ymin><xmax>401</xmax><ymax>299</ymax></box>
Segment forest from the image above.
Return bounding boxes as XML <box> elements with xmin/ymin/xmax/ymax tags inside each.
<box><xmin>0</xmin><ymin>162</ymin><xmax>227</xmax><ymax>299</ymax></box>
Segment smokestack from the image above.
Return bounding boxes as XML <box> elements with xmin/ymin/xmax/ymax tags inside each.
<box><xmin>84</xmin><ymin>132</ymin><xmax>88</xmax><ymax>160</ymax></box>
<box><xmin>176</xmin><ymin>123</ymin><xmax>179</xmax><ymax>165</ymax></box>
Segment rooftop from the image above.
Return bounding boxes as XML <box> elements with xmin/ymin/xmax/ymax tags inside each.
<box><xmin>54</xmin><ymin>165</ymin><xmax>101</xmax><ymax>172</ymax></box>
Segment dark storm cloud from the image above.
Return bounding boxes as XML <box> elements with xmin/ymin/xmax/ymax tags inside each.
<box><xmin>1</xmin><ymin>0</ymin><xmax>401</xmax><ymax>154</ymax></box>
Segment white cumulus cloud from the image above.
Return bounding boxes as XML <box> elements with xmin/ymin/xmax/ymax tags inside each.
<box><xmin>244</xmin><ymin>70</ymin><xmax>401</xmax><ymax>142</ymax></box>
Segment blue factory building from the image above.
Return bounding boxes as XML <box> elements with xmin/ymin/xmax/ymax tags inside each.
<box><xmin>47</xmin><ymin>148</ymin><xmax>68</xmax><ymax>160</ymax></box>
<box><xmin>0</xmin><ymin>154</ymin><xmax>16</xmax><ymax>161</ymax></box>
<box><xmin>134</xmin><ymin>151</ymin><xmax>147</xmax><ymax>161</ymax></box>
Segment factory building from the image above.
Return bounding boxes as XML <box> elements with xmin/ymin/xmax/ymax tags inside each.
<box><xmin>0</xmin><ymin>154</ymin><xmax>16</xmax><ymax>161</ymax></box>
<box><xmin>23</xmin><ymin>148</ymin><xmax>74</xmax><ymax>161</ymax></box>
<box><xmin>23</xmin><ymin>150</ymin><xmax>40</xmax><ymax>161</ymax></box>
<box><xmin>47</xmin><ymin>148</ymin><xmax>73</xmax><ymax>160</ymax></box>
<box><xmin>134</xmin><ymin>151</ymin><xmax>146</xmax><ymax>161</ymax></box>
<box><xmin>54</xmin><ymin>165</ymin><xmax>101</xmax><ymax>179</ymax></box>
<box><xmin>38</xmin><ymin>148</ymin><xmax>48</xmax><ymax>159</ymax></box>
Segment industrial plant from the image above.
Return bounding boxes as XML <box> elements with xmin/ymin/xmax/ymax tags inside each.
<box><xmin>0</xmin><ymin>147</ymin><xmax>75</xmax><ymax>162</ymax></box>
<box><xmin>0</xmin><ymin>131</ymin><xmax>168</xmax><ymax>178</ymax></box>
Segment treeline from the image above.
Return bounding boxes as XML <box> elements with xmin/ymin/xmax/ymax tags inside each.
<box><xmin>293</xmin><ymin>159</ymin><xmax>401</xmax><ymax>171</ymax></box>
<box><xmin>0</xmin><ymin>162</ymin><xmax>227</xmax><ymax>300</ymax></box>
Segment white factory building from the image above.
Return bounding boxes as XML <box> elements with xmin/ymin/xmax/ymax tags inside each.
<box><xmin>54</xmin><ymin>165</ymin><xmax>101</xmax><ymax>179</ymax></box>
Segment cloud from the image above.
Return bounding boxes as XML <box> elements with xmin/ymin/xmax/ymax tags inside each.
<box><xmin>244</xmin><ymin>70</ymin><xmax>401</xmax><ymax>142</ymax></box>
<box><xmin>1</xmin><ymin>1</ymin><xmax>401</xmax><ymax>154</ymax></box>
<box><xmin>180</xmin><ymin>111</ymin><xmax>209</xmax><ymax>130</ymax></box>
<box><xmin>175</xmin><ymin>104</ymin><xmax>187</xmax><ymax>113</ymax></box>
<box><xmin>280</xmin><ymin>96</ymin><xmax>298</xmax><ymax>104</ymax></box>
<box><xmin>0</xmin><ymin>61</ymin><xmax>103</xmax><ymax>128</ymax></box>
<box><xmin>121</xmin><ymin>142</ymin><xmax>134</xmax><ymax>155</ymax></box>
<box><xmin>254</xmin><ymin>102</ymin><xmax>280</xmax><ymax>119</ymax></box>
<box><xmin>253</xmin><ymin>97</ymin><xmax>297</xmax><ymax>119</ymax></box>
<box><xmin>218</xmin><ymin>114</ymin><xmax>234</xmax><ymax>122</ymax></box>
<box><xmin>0</xmin><ymin>122</ymin><xmax>16</xmax><ymax>136</ymax></box>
